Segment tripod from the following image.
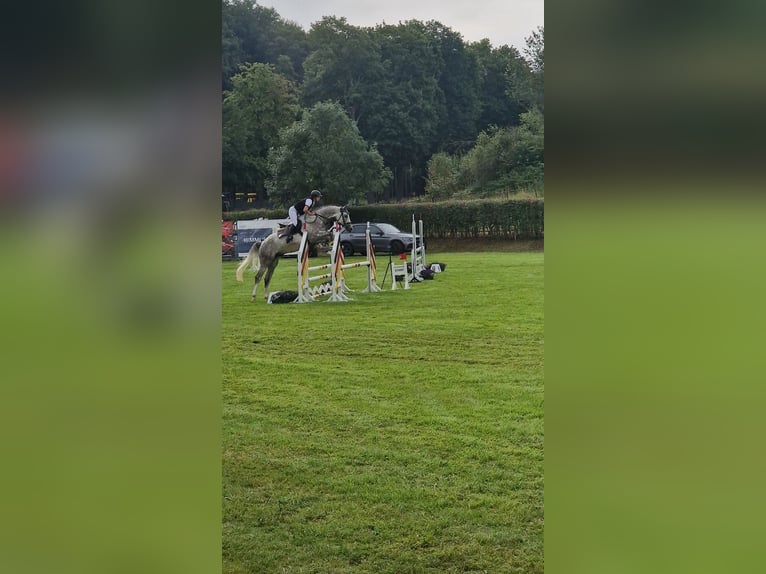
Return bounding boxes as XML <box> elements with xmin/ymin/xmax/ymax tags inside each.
<box><xmin>381</xmin><ymin>251</ymin><xmax>393</xmax><ymax>286</ymax></box>
<box><xmin>382</xmin><ymin>251</ymin><xmax>410</xmax><ymax>289</ymax></box>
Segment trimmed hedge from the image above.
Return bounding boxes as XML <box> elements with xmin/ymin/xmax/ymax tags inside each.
<box><xmin>224</xmin><ymin>198</ymin><xmax>543</xmax><ymax>240</ymax></box>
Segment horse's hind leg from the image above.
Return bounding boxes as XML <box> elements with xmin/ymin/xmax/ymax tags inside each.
<box><xmin>262</xmin><ymin>260</ymin><xmax>280</xmax><ymax>300</ymax></box>
<box><xmin>252</xmin><ymin>268</ymin><xmax>266</xmax><ymax>301</ymax></box>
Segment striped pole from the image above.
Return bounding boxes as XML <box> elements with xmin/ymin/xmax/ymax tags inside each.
<box><xmin>409</xmin><ymin>214</ymin><xmax>426</xmax><ymax>281</ymax></box>
<box><xmin>419</xmin><ymin>218</ymin><xmax>426</xmax><ymax>270</ymax></box>
<box><xmin>293</xmin><ymin>223</ymin><xmax>313</xmax><ymax>303</ymax></box>
<box><xmin>327</xmin><ymin>222</ymin><xmax>350</xmax><ymax>302</ymax></box>
<box><xmin>410</xmin><ymin>215</ymin><xmax>418</xmax><ymax>281</ymax></box>
<box><xmin>362</xmin><ymin>221</ymin><xmax>382</xmax><ymax>293</ymax></box>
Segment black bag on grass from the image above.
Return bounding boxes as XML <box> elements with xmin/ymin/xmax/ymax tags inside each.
<box><xmin>267</xmin><ymin>290</ymin><xmax>299</xmax><ymax>304</ymax></box>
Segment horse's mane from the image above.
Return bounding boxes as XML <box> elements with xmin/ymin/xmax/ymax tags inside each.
<box><xmin>315</xmin><ymin>204</ymin><xmax>341</xmax><ymax>216</ymax></box>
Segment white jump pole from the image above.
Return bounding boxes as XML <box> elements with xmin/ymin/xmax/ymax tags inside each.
<box><xmin>419</xmin><ymin>217</ymin><xmax>426</xmax><ymax>270</ymax></box>
<box><xmin>294</xmin><ymin>223</ymin><xmax>313</xmax><ymax>303</ymax></box>
<box><xmin>410</xmin><ymin>215</ymin><xmax>420</xmax><ymax>282</ymax></box>
<box><xmin>327</xmin><ymin>222</ymin><xmax>351</xmax><ymax>302</ymax></box>
<box><xmin>390</xmin><ymin>254</ymin><xmax>410</xmax><ymax>290</ymax></box>
<box><xmin>361</xmin><ymin>221</ymin><xmax>382</xmax><ymax>293</ymax></box>
<box><xmin>330</xmin><ymin>222</ymin><xmax>381</xmax><ymax>299</ymax></box>
<box><xmin>408</xmin><ymin>214</ymin><xmax>427</xmax><ymax>282</ymax></box>
<box><xmin>296</xmin><ymin>224</ymin><xmax>343</xmax><ymax>303</ymax></box>
<box><xmin>297</xmin><ymin>222</ymin><xmax>382</xmax><ymax>303</ymax></box>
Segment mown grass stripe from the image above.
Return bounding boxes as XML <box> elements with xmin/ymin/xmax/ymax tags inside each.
<box><xmin>223</xmin><ymin>251</ymin><xmax>543</xmax><ymax>573</ymax></box>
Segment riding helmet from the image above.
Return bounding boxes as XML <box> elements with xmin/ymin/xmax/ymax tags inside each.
<box><xmin>310</xmin><ymin>190</ymin><xmax>322</xmax><ymax>199</ymax></box>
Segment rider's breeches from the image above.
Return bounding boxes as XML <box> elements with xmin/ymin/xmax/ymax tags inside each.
<box><xmin>283</xmin><ymin>205</ymin><xmax>299</xmax><ymax>229</ymax></box>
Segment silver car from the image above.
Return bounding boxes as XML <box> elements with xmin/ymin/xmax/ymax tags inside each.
<box><xmin>339</xmin><ymin>222</ymin><xmax>423</xmax><ymax>257</ymax></box>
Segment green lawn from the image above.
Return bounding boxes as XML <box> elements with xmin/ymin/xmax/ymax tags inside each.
<box><xmin>222</xmin><ymin>251</ymin><xmax>544</xmax><ymax>573</ymax></box>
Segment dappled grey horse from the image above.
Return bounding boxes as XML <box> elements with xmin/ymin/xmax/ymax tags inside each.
<box><xmin>235</xmin><ymin>205</ymin><xmax>352</xmax><ymax>300</ymax></box>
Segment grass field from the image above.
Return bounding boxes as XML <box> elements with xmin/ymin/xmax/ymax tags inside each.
<box><xmin>222</xmin><ymin>250</ymin><xmax>544</xmax><ymax>573</ymax></box>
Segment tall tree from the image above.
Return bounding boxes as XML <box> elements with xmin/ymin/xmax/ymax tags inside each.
<box><xmin>524</xmin><ymin>26</ymin><xmax>544</xmax><ymax>74</ymax></box>
<box><xmin>368</xmin><ymin>21</ymin><xmax>445</xmax><ymax>199</ymax></box>
<box><xmin>424</xmin><ymin>21</ymin><xmax>481</xmax><ymax>154</ymax></box>
<box><xmin>519</xmin><ymin>26</ymin><xmax>544</xmax><ymax>112</ymax></box>
<box><xmin>469</xmin><ymin>40</ymin><xmax>529</xmax><ymax>133</ymax></box>
<box><xmin>267</xmin><ymin>101</ymin><xmax>391</xmax><ymax>207</ymax></box>
<box><xmin>222</xmin><ymin>12</ymin><xmax>243</xmax><ymax>90</ymax></box>
<box><xmin>302</xmin><ymin>18</ymin><xmax>448</xmax><ymax>200</ymax></box>
<box><xmin>459</xmin><ymin>107</ymin><xmax>544</xmax><ymax>194</ymax></box>
<box><xmin>425</xmin><ymin>152</ymin><xmax>462</xmax><ymax>200</ymax></box>
<box><xmin>222</xmin><ymin>0</ymin><xmax>309</xmax><ymax>90</ymax></box>
<box><xmin>222</xmin><ymin>63</ymin><xmax>299</xmax><ymax>202</ymax></box>
<box><xmin>301</xmin><ymin>17</ymin><xmax>387</xmax><ymax>125</ymax></box>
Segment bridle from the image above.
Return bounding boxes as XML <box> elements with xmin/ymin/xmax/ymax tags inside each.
<box><xmin>309</xmin><ymin>206</ymin><xmax>350</xmax><ymax>230</ymax></box>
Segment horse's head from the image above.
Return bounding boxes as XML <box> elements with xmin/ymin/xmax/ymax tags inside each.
<box><xmin>311</xmin><ymin>205</ymin><xmax>353</xmax><ymax>234</ymax></box>
<box><xmin>339</xmin><ymin>205</ymin><xmax>352</xmax><ymax>232</ymax></box>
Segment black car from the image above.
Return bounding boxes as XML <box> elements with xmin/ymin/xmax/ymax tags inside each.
<box><xmin>339</xmin><ymin>222</ymin><xmax>423</xmax><ymax>257</ymax></box>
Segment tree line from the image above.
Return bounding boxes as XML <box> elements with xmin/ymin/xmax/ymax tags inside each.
<box><xmin>222</xmin><ymin>0</ymin><xmax>543</xmax><ymax>210</ymax></box>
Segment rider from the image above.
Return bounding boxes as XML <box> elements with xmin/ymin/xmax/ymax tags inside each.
<box><xmin>286</xmin><ymin>190</ymin><xmax>322</xmax><ymax>242</ymax></box>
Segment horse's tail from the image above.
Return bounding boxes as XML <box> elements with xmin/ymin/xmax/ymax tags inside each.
<box><xmin>235</xmin><ymin>241</ymin><xmax>261</xmax><ymax>282</ymax></box>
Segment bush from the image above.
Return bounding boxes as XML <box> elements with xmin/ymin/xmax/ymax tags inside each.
<box><xmin>425</xmin><ymin>152</ymin><xmax>461</xmax><ymax>200</ymax></box>
<box><xmin>223</xmin><ymin>198</ymin><xmax>543</xmax><ymax>241</ymax></box>
<box><xmin>426</xmin><ymin>109</ymin><xmax>544</xmax><ymax>198</ymax></box>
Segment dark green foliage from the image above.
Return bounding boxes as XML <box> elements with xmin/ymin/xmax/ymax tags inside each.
<box><xmin>463</xmin><ymin>110</ymin><xmax>544</xmax><ymax>194</ymax></box>
<box><xmin>221</xmin><ymin>2</ymin><xmax>544</xmax><ymax>205</ymax></box>
<box><xmin>222</xmin><ymin>63</ymin><xmax>300</xmax><ymax>202</ymax></box>
<box><xmin>224</xmin><ymin>207</ymin><xmax>284</xmax><ymax>221</ymax></box>
<box><xmin>427</xmin><ymin>109</ymin><xmax>544</xmax><ymax>198</ymax></box>
<box><xmin>302</xmin><ymin>17</ymin><xmax>387</xmax><ymax>125</ymax></box>
<box><xmin>426</xmin><ymin>22</ymin><xmax>482</xmax><ymax>153</ymax></box>
<box><xmin>501</xmin><ymin>27</ymin><xmax>544</xmax><ymax>116</ymax></box>
<box><xmin>425</xmin><ymin>153</ymin><xmax>462</xmax><ymax>200</ymax></box>
<box><xmin>367</xmin><ymin>21</ymin><xmax>446</xmax><ymax>199</ymax></box>
<box><xmin>228</xmin><ymin>198</ymin><xmax>544</xmax><ymax>241</ymax></box>
<box><xmin>300</xmin><ymin>19</ymin><xmax>494</xmax><ymax>200</ymax></box>
<box><xmin>266</xmin><ymin>101</ymin><xmax>391</xmax><ymax>207</ymax></box>
<box><xmin>522</xmin><ymin>26</ymin><xmax>544</xmax><ymax>112</ymax></box>
<box><xmin>349</xmin><ymin>198</ymin><xmax>544</xmax><ymax>240</ymax></box>
<box><xmin>469</xmin><ymin>41</ymin><xmax>530</xmax><ymax>133</ymax></box>
<box><xmin>222</xmin><ymin>0</ymin><xmax>310</xmax><ymax>89</ymax></box>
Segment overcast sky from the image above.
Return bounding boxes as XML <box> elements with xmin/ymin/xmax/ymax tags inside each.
<box><xmin>258</xmin><ymin>0</ymin><xmax>543</xmax><ymax>52</ymax></box>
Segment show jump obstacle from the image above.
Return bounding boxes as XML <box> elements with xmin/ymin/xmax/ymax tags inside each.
<box><xmin>294</xmin><ymin>221</ymin><xmax>382</xmax><ymax>303</ymax></box>
<box><xmin>294</xmin><ymin>216</ymin><xmax>427</xmax><ymax>302</ymax></box>
<box><xmin>409</xmin><ymin>215</ymin><xmax>427</xmax><ymax>283</ymax></box>
<box><xmin>390</xmin><ymin>215</ymin><xmax>427</xmax><ymax>289</ymax></box>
